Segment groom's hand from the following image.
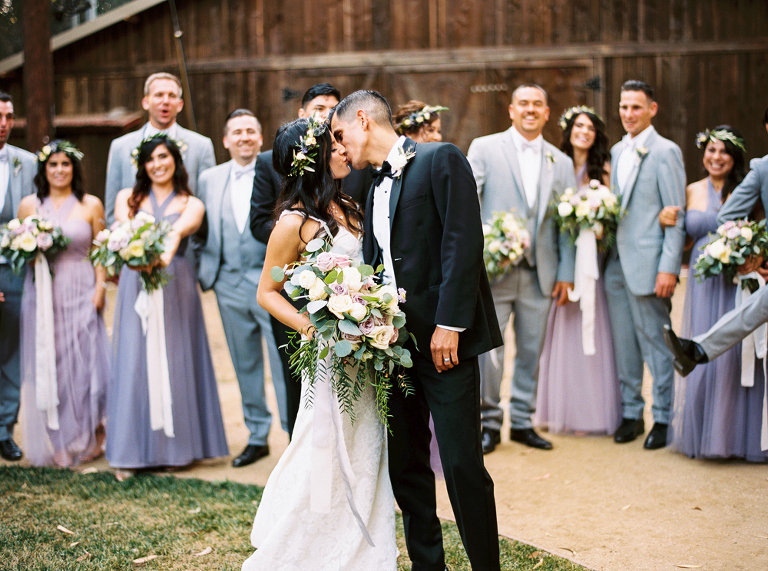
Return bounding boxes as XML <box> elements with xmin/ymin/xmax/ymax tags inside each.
<box><xmin>431</xmin><ymin>327</ymin><xmax>459</xmax><ymax>373</ymax></box>
<box><xmin>551</xmin><ymin>282</ymin><xmax>573</xmax><ymax>306</ymax></box>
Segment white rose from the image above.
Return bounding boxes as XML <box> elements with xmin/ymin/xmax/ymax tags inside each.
<box><xmin>7</xmin><ymin>219</ymin><xmax>20</xmax><ymax>231</ymax></box>
<box><xmin>741</xmin><ymin>227</ymin><xmax>754</xmax><ymax>241</ymax></box>
<box><xmin>575</xmin><ymin>201</ymin><xmax>592</xmax><ymax>219</ymax></box>
<box><xmin>708</xmin><ymin>239</ymin><xmax>725</xmax><ymax>260</ymax></box>
<box><xmin>487</xmin><ymin>240</ymin><xmax>501</xmax><ymax>254</ymax></box>
<box><xmin>298</xmin><ymin>269</ymin><xmax>317</xmax><ymax>289</ymax></box>
<box><xmin>341</xmin><ymin>266</ymin><xmax>364</xmax><ymax>292</ymax></box>
<box><xmin>308</xmin><ymin>278</ymin><xmax>328</xmax><ymax>301</ymax></box>
<box><xmin>601</xmin><ymin>192</ymin><xmax>617</xmax><ymax>208</ymax></box>
<box><xmin>377</xmin><ymin>284</ymin><xmax>399</xmax><ymax>308</ymax></box>
<box><xmin>718</xmin><ymin>245</ymin><xmax>732</xmax><ymax>264</ymax></box>
<box><xmin>501</xmin><ymin>215</ymin><xmax>519</xmax><ymax>234</ymax></box>
<box><xmin>0</xmin><ymin>234</ymin><xmax>9</xmax><ymax>248</ymax></box>
<box><xmin>327</xmin><ymin>294</ymin><xmax>354</xmax><ymax>318</ymax></box>
<box><xmin>348</xmin><ymin>303</ymin><xmax>368</xmax><ymax>322</ymax></box>
<box><xmin>368</xmin><ymin>325</ymin><xmax>395</xmax><ymax>350</ymax></box>
<box><xmin>557</xmin><ymin>202</ymin><xmax>574</xmax><ymax>217</ymax></box>
<box><xmin>18</xmin><ymin>232</ymin><xmax>37</xmax><ymax>252</ymax></box>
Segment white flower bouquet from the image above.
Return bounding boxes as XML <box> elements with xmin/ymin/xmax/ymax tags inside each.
<box><xmin>694</xmin><ymin>219</ymin><xmax>768</xmax><ymax>293</ymax></box>
<box><xmin>552</xmin><ymin>180</ymin><xmax>623</xmax><ymax>251</ymax></box>
<box><xmin>0</xmin><ymin>215</ymin><xmax>71</xmax><ymax>275</ymax></box>
<box><xmin>89</xmin><ymin>212</ymin><xmax>172</xmax><ymax>292</ymax></box>
<box><xmin>482</xmin><ymin>211</ymin><xmax>531</xmax><ymax>280</ymax></box>
<box><xmin>271</xmin><ymin>238</ymin><xmax>414</xmax><ymax>426</ymax></box>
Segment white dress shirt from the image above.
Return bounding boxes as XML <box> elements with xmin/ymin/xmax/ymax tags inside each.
<box><xmin>230</xmin><ymin>159</ymin><xmax>256</xmax><ymax>233</ymax></box>
<box><xmin>617</xmin><ymin>125</ymin><xmax>655</xmax><ymax>193</ymax></box>
<box><xmin>510</xmin><ymin>128</ymin><xmax>543</xmax><ymax>209</ymax></box>
<box><xmin>0</xmin><ymin>145</ymin><xmax>10</xmax><ymax>216</ymax></box>
<box><xmin>143</xmin><ymin>122</ymin><xmax>180</xmax><ymax>140</ymax></box>
<box><xmin>372</xmin><ymin>137</ymin><xmax>463</xmax><ymax>333</ymax></box>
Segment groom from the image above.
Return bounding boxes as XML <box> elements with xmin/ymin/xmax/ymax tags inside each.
<box><xmin>331</xmin><ymin>91</ymin><xmax>503</xmax><ymax>571</ymax></box>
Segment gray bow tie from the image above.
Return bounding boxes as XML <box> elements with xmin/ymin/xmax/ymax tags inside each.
<box><xmin>233</xmin><ymin>165</ymin><xmax>255</xmax><ymax>180</ymax></box>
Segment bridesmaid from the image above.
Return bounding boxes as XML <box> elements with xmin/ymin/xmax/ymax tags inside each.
<box><xmin>18</xmin><ymin>140</ymin><xmax>110</xmax><ymax>467</ymax></box>
<box><xmin>662</xmin><ymin>126</ymin><xmax>766</xmax><ymax>461</ymax></box>
<box><xmin>106</xmin><ymin>134</ymin><xmax>228</xmax><ymax>477</ymax></box>
<box><xmin>535</xmin><ymin>107</ymin><xmax>622</xmax><ymax>435</ymax></box>
<box><xmin>393</xmin><ymin>101</ymin><xmax>448</xmax><ymax>143</ymax></box>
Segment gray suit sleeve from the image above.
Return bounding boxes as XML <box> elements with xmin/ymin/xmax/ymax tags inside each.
<box><xmin>466</xmin><ymin>139</ymin><xmax>486</xmax><ymax>200</ymax></box>
<box><xmin>104</xmin><ymin>139</ymin><xmax>122</xmax><ymax>226</ymax></box>
<box><xmin>657</xmin><ymin>145</ymin><xmax>687</xmax><ymax>276</ymax></box>
<box><xmin>716</xmin><ymin>158</ymin><xmax>766</xmax><ymax>225</ymax></box>
<box><xmin>199</xmin><ymin>139</ymin><xmax>216</xmax><ymax>180</ymax></box>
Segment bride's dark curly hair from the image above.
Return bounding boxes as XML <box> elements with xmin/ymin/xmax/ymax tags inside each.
<box><xmin>272</xmin><ymin>118</ymin><xmax>363</xmax><ymax>240</ymax></box>
<box><xmin>128</xmin><ymin>135</ymin><xmax>191</xmax><ymax>217</ymax></box>
<box><xmin>560</xmin><ymin>109</ymin><xmax>611</xmax><ymax>183</ymax></box>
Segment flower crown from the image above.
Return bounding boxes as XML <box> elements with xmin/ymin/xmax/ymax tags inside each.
<box><xmin>558</xmin><ymin>106</ymin><xmax>601</xmax><ymax>131</ymax></box>
<box><xmin>695</xmin><ymin>128</ymin><xmax>745</xmax><ymax>153</ymax></box>
<box><xmin>37</xmin><ymin>140</ymin><xmax>84</xmax><ymax>163</ymax></box>
<box><xmin>289</xmin><ymin>115</ymin><xmax>328</xmax><ymax>177</ymax></box>
<box><xmin>397</xmin><ymin>105</ymin><xmax>448</xmax><ymax>133</ymax></box>
<box><xmin>131</xmin><ymin>133</ymin><xmax>187</xmax><ymax>167</ymax></box>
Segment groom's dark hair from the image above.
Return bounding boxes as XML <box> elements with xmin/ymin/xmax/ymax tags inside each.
<box><xmin>621</xmin><ymin>80</ymin><xmax>655</xmax><ymax>102</ymax></box>
<box><xmin>333</xmin><ymin>90</ymin><xmax>393</xmax><ymax>128</ymax></box>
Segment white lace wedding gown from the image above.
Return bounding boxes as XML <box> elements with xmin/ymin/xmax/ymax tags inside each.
<box><xmin>242</xmin><ymin>214</ymin><xmax>397</xmax><ymax>571</ymax></box>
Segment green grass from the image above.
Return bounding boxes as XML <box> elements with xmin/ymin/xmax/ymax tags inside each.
<box><xmin>0</xmin><ymin>466</ymin><xmax>587</xmax><ymax>570</ymax></box>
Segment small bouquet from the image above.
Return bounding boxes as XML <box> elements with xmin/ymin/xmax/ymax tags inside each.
<box><xmin>271</xmin><ymin>238</ymin><xmax>414</xmax><ymax>427</ymax></box>
<box><xmin>483</xmin><ymin>211</ymin><xmax>531</xmax><ymax>280</ymax></box>
<box><xmin>694</xmin><ymin>219</ymin><xmax>768</xmax><ymax>293</ymax></box>
<box><xmin>90</xmin><ymin>212</ymin><xmax>172</xmax><ymax>292</ymax></box>
<box><xmin>0</xmin><ymin>215</ymin><xmax>71</xmax><ymax>275</ymax></box>
<box><xmin>552</xmin><ymin>180</ymin><xmax>623</xmax><ymax>250</ymax></box>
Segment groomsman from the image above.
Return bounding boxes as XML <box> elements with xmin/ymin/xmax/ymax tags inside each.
<box><xmin>332</xmin><ymin>89</ymin><xmax>503</xmax><ymax>571</ymax></box>
<box><xmin>250</xmin><ymin>82</ymin><xmax>371</xmax><ymax>437</ymax></box>
<box><xmin>467</xmin><ymin>84</ymin><xmax>577</xmax><ymax>453</ymax></box>
<box><xmin>604</xmin><ymin>80</ymin><xmax>686</xmax><ymax>449</ymax></box>
<box><xmin>198</xmin><ymin>109</ymin><xmax>286</xmax><ymax>467</ymax></box>
<box><xmin>104</xmin><ymin>72</ymin><xmax>215</xmax><ymax>225</ymax></box>
<box><xmin>0</xmin><ymin>91</ymin><xmax>35</xmax><ymax>461</ymax></box>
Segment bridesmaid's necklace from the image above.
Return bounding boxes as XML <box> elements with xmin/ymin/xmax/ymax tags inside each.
<box><xmin>709</xmin><ymin>176</ymin><xmax>725</xmax><ymax>193</ymax></box>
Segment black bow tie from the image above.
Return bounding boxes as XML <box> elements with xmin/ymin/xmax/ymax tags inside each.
<box><xmin>372</xmin><ymin>161</ymin><xmax>394</xmax><ymax>187</ymax></box>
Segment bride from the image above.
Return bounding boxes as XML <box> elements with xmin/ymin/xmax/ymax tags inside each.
<box><xmin>244</xmin><ymin>117</ymin><xmax>396</xmax><ymax>569</ymax></box>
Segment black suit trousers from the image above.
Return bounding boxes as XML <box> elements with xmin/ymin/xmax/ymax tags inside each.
<box><xmin>388</xmin><ymin>348</ymin><xmax>500</xmax><ymax>571</ymax></box>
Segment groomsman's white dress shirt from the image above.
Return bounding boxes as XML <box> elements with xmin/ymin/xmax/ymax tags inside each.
<box><xmin>231</xmin><ymin>160</ymin><xmax>256</xmax><ymax>233</ymax></box>
<box><xmin>509</xmin><ymin>128</ymin><xmax>542</xmax><ymax>209</ymax></box>
<box><xmin>0</xmin><ymin>146</ymin><xmax>10</xmax><ymax>264</ymax></box>
<box><xmin>617</xmin><ymin>125</ymin><xmax>655</xmax><ymax>192</ymax></box>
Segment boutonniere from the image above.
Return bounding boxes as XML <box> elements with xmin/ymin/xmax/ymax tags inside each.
<box><xmin>12</xmin><ymin>156</ymin><xmax>21</xmax><ymax>176</ymax></box>
<box><xmin>389</xmin><ymin>147</ymin><xmax>416</xmax><ymax>179</ymax></box>
<box><xmin>634</xmin><ymin>146</ymin><xmax>648</xmax><ymax>166</ymax></box>
<box><xmin>545</xmin><ymin>151</ymin><xmax>555</xmax><ymax>171</ymax></box>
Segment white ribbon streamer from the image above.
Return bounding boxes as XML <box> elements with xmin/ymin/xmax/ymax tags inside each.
<box><xmin>737</xmin><ymin>272</ymin><xmax>767</xmax><ymax>389</ymax></box>
<box><xmin>567</xmin><ymin>229</ymin><xmax>599</xmax><ymax>356</ymax></box>
<box><xmin>34</xmin><ymin>252</ymin><xmax>59</xmax><ymax>430</ymax></box>
<box><xmin>134</xmin><ymin>288</ymin><xmax>174</xmax><ymax>437</ymax></box>
<box><xmin>762</xmin><ymin>357</ymin><xmax>768</xmax><ymax>451</ymax></box>
<box><xmin>310</xmin><ymin>341</ymin><xmax>374</xmax><ymax>546</ymax></box>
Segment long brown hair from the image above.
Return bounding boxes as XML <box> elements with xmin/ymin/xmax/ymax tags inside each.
<box><xmin>128</xmin><ymin>135</ymin><xmax>191</xmax><ymax>217</ymax></box>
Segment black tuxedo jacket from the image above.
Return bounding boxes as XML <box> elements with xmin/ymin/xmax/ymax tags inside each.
<box><xmin>363</xmin><ymin>139</ymin><xmax>503</xmax><ymax>361</ymax></box>
<box><xmin>249</xmin><ymin>149</ymin><xmax>372</xmax><ymax>244</ymax></box>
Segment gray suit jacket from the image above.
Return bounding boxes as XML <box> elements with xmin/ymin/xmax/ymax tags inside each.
<box><xmin>3</xmin><ymin>145</ymin><xmax>37</xmax><ymax>219</ymax></box>
<box><xmin>717</xmin><ymin>154</ymin><xmax>768</xmax><ymax>225</ymax></box>
<box><xmin>197</xmin><ymin>159</ymin><xmax>267</xmax><ymax>291</ymax></box>
<box><xmin>611</xmin><ymin>129</ymin><xmax>686</xmax><ymax>296</ymax></box>
<box><xmin>104</xmin><ymin>123</ymin><xmax>215</xmax><ymax>225</ymax></box>
<box><xmin>467</xmin><ymin>127</ymin><xmax>577</xmax><ymax>296</ymax></box>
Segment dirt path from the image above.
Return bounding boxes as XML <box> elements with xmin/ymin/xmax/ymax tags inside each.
<box><xmin>6</xmin><ymin>279</ymin><xmax>768</xmax><ymax>571</ymax></box>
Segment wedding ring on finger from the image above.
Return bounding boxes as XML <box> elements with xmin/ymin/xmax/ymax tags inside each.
<box><xmin>443</xmin><ymin>357</ymin><xmax>451</xmax><ymax>363</ymax></box>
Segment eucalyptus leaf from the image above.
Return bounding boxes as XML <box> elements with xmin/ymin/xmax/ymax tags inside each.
<box><xmin>334</xmin><ymin>340</ymin><xmax>353</xmax><ymax>357</ymax></box>
<box><xmin>306</xmin><ymin>300</ymin><xmax>328</xmax><ymax>314</ymax></box>
<box><xmin>392</xmin><ymin>314</ymin><xmax>406</xmax><ymax>328</ymax></box>
<box><xmin>306</xmin><ymin>238</ymin><xmax>325</xmax><ymax>253</ymax></box>
<box><xmin>270</xmin><ymin>266</ymin><xmax>285</xmax><ymax>282</ymax></box>
<box><xmin>338</xmin><ymin>319</ymin><xmax>362</xmax><ymax>336</ymax></box>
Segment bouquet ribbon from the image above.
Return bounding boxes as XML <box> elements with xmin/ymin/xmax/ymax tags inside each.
<box><xmin>34</xmin><ymin>252</ymin><xmax>59</xmax><ymax>430</ymax></box>
<box><xmin>310</xmin><ymin>340</ymin><xmax>374</xmax><ymax>546</ymax></box>
<box><xmin>134</xmin><ymin>288</ymin><xmax>174</xmax><ymax>438</ymax></box>
<box><xmin>737</xmin><ymin>272</ymin><xmax>768</xmax><ymax>451</ymax></box>
<box><xmin>567</xmin><ymin>229</ymin><xmax>599</xmax><ymax>356</ymax></box>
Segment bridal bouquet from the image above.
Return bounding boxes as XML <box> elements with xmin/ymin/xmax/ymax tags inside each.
<box><xmin>483</xmin><ymin>211</ymin><xmax>531</xmax><ymax>280</ymax></box>
<box><xmin>0</xmin><ymin>215</ymin><xmax>71</xmax><ymax>275</ymax></box>
<box><xmin>552</xmin><ymin>180</ymin><xmax>623</xmax><ymax>250</ymax></box>
<box><xmin>90</xmin><ymin>212</ymin><xmax>172</xmax><ymax>292</ymax></box>
<box><xmin>271</xmin><ymin>238</ymin><xmax>414</xmax><ymax>426</ymax></box>
<box><xmin>694</xmin><ymin>218</ymin><xmax>768</xmax><ymax>293</ymax></box>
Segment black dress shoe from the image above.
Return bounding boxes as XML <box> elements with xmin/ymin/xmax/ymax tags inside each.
<box><xmin>643</xmin><ymin>423</ymin><xmax>668</xmax><ymax>450</ymax></box>
<box><xmin>232</xmin><ymin>444</ymin><xmax>269</xmax><ymax>467</ymax></box>
<box><xmin>663</xmin><ymin>325</ymin><xmax>708</xmax><ymax>377</ymax></box>
<box><xmin>0</xmin><ymin>438</ymin><xmax>23</xmax><ymax>461</ymax></box>
<box><xmin>481</xmin><ymin>429</ymin><xmax>501</xmax><ymax>454</ymax></box>
<box><xmin>510</xmin><ymin>428</ymin><xmax>552</xmax><ymax>450</ymax></box>
<box><xmin>613</xmin><ymin>417</ymin><xmax>645</xmax><ymax>443</ymax></box>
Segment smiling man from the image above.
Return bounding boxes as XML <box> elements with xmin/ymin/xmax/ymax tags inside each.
<box><xmin>104</xmin><ymin>73</ymin><xmax>215</xmax><ymax>225</ymax></box>
<box><xmin>604</xmin><ymin>80</ymin><xmax>686</xmax><ymax>449</ymax></box>
<box><xmin>467</xmin><ymin>83</ymin><xmax>577</xmax><ymax>454</ymax></box>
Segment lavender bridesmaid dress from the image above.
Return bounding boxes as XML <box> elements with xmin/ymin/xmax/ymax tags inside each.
<box><xmin>105</xmin><ymin>191</ymin><xmax>228</xmax><ymax>468</ymax></box>
<box><xmin>20</xmin><ymin>194</ymin><xmax>110</xmax><ymax>466</ymax></box>
<box><xmin>670</xmin><ymin>179</ymin><xmax>767</xmax><ymax>462</ymax></box>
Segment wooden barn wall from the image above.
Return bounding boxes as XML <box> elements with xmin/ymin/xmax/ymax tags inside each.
<box><xmin>3</xmin><ymin>0</ymin><xmax>768</xmax><ymax>201</ymax></box>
